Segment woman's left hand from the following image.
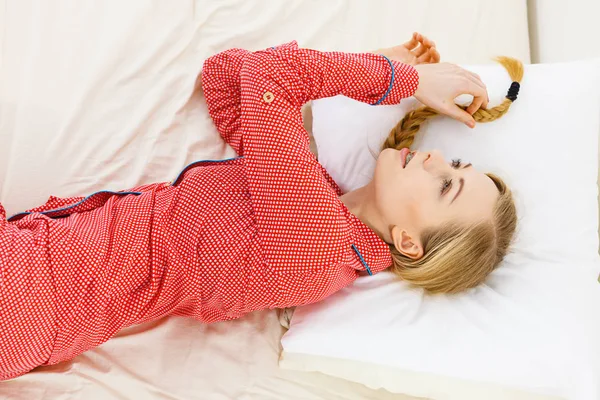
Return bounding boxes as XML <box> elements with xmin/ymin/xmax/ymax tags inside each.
<box><xmin>372</xmin><ymin>32</ymin><xmax>440</xmax><ymax>66</ymax></box>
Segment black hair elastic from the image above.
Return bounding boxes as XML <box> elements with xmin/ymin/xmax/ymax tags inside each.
<box><xmin>506</xmin><ymin>81</ymin><xmax>520</xmax><ymax>101</ymax></box>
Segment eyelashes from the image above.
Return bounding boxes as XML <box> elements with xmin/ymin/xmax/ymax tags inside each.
<box><xmin>440</xmin><ymin>178</ymin><xmax>452</xmax><ymax>194</ymax></box>
<box><xmin>441</xmin><ymin>159</ymin><xmax>465</xmax><ymax>195</ymax></box>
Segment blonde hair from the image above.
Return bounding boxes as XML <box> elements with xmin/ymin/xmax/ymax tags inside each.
<box><xmin>383</xmin><ymin>57</ymin><xmax>521</xmax><ymax>294</ymax></box>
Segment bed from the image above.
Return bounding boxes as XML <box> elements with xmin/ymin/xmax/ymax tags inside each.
<box><xmin>0</xmin><ymin>1</ymin><xmax>596</xmax><ymax>399</ymax></box>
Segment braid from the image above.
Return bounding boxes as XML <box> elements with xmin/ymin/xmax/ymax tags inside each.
<box><xmin>382</xmin><ymin>56</ymin><xmax>524</xmax><ymax>151</ymax></box>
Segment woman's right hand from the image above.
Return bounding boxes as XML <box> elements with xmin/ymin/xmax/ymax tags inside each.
<box><xmin>413</xmin><ymin>63</ymin><xmax>489</xmax><ymax>128</ymax></box>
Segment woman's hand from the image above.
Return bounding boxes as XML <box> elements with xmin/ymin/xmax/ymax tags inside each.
<box><xmin>413</xmin><ymin>63</ymin><xmax>489</xmax><ymax>128</ymax></box>
<box><xmin>373</xmin><ymin>32</ymin><xmax>440</xmax><ymax>66</ymax></box>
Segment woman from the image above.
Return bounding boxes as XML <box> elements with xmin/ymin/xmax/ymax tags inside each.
<box><xmin>0</xmin><ymin>34</ymin><xmax>516</xmax><ymax>380</ymax></box>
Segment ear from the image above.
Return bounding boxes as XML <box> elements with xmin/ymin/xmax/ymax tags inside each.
<box><xmin>391</xmin><ymin>226</ymin><xmax>424</xmax><ymax>260</ymax></box>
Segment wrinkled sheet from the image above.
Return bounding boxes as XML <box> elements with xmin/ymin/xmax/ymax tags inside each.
<box><xmin>0</xmin><ymin>0</ymin><xmax>529</xmax><ymax>398</ymax></box>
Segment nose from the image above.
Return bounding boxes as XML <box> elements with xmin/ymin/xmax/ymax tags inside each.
<box><xmin>423</xmin><ymin>150</ymin><xmax>449</xmax><ymax>172</ymax></box>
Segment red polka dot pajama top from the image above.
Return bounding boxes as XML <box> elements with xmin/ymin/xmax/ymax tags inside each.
<box><xmin>0</xmin><ymin>41</ymin><xmax>418</xmax><ymax>379</ymax></box>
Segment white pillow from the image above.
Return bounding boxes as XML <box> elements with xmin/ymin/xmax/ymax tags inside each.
<box><xmin>280</xmin><ymin>59</ymin><xmax>600</xmax><ymax>400</ymax></box>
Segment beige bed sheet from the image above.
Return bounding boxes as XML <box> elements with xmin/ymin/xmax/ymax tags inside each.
<box><xmin>0</xmin><ymin>1</ymin><xmax>530</xmax><ymax>398</ymax></box>
<box><xmin>2</xmin><ymin>310</ymin><xmax>421</xmax><ymax>400</ymax></box>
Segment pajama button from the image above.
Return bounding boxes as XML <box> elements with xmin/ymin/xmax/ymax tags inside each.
<box><xmin>263</xmin><ymin>92</ymin><xmax>275</xmax><ymax>103</ymax></box>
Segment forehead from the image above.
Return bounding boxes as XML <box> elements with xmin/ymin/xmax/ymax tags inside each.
<box><xmin>453</xmin><ymin>168</ymin><xmax>499</xmax><ymax>221</ymax></box>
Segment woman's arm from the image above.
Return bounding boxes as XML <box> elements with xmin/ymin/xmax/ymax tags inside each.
<box><xmin>202</xmin><ymin>41</ymin><xmax>487</xmax><ymax>308</ymax></box>
<box><xmin>201</xmin><ymin>42</ymin><xmax>418</xmax><ymax>155</ymax></box>
<box><xmin>200</xmin><ymin>47</ymin><xmax>249</xmax><ymax>155</ymax></box>
<box><xmin>230</xmin><ymin>42</ymin><xmax>417</xmax><ymax>273</ymax></box>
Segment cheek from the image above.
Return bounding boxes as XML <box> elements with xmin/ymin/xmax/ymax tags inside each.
<box><xmin>395</xmin><ymin>173</ymin><xmax>441</xmax><ymax>223</ymax></box>
<box><xmin>377</xmin><ymin>172</ymin><xmax>424</xmax><ymax>223</ymax></box>
<box><xmin>374</xmin><ymin>154</ymin><xmax>441</xmax><ymax>225</ymax></box>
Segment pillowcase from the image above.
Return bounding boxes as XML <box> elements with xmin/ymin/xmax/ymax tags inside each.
<box><xmin>280</xmin><ymin>59</ymin><xmax>600</xmax><ymax>400</ymax></box>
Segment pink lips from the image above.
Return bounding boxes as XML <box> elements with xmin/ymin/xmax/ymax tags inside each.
<box><xmin>399</xmin><ymin>148</ymin><xmax>411</xmax><ymax>168</ymax></box>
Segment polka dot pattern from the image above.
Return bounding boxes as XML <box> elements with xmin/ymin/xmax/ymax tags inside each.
<box><xmin>0</xmin><ymin>41</ymin><xmax>418</xmax><ymax>380</ymax></box>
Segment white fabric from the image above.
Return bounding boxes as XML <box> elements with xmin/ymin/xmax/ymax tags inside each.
<box><xmin>526</xmin><ymin>0</ymin><xmax>600</xmax><ymax>236</ymax></box>
<box><xmin>0</xmin><ymin>0</ymin><xmax>531</xmax><ymax>398</ymax></box>
<box><xmin>528</xmin><ymin>0</ymin><xmax>600</xmax><ymax>63</ymax></box>
<box><xmin>282</xmin><ymin>59</ymin><xmax>600</xmax><ymax>400</ymax></box>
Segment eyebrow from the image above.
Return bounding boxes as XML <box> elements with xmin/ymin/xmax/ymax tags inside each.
<box><xmin>451</xmin><ymin>177</ymin><xmax>464</xmax><ymax>204</ymax></box>
<box><xmin>448</xmin><ymin>163</ymin><xmax>471</xmax><ymax>204</ymax></box>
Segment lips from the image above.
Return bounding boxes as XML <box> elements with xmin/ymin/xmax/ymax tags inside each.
<box><xmin>399</xmin><ymin>148</ymin><xmax>410</xmax><ymax>168</ymax></box>
<box><xmin>399</xmin><ymin>148</ymin><xmax>416</xmax><ymax>168</ymax></box>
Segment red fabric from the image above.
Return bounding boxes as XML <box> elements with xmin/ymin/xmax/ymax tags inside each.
<box><xmin>0</xmin><ymin>41</ymin><xmax>418</xmax><ymax>380</ymax></box>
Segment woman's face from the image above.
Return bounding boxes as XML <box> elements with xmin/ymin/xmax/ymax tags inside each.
<box><xmin>372</xmin><ymin>148</ymin><xmax>499</xmax><ymax>257</ymax></box>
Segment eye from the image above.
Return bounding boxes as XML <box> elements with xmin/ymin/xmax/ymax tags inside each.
<box><xmin>451</xmin><ymin>159</ymin><xmax>462</xmax><ymax>169</ymax></box>
<box><xmin>440</xmin><ymin>178</ymin><xmax>453</xmax><ymax>195</ymax></box>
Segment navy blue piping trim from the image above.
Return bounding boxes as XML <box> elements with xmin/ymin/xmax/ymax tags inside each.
<box><xmin>169</xmin><ymin>156</ymin><xmax>244</xmax><ymax>186</ymax></box>
<box><xmin>351</xmin><ymin>244</ymin><xmax>373</xmax><ymax>276</ymax></box>
<box><xmin>8</xmin><ymin>190</ymin><xmax>143</xmax><ymax>221</ymax></box>
<box><xmin>372</xmin><ymin>54</ymin><xmax>394</xmax><ymax>106</ymax></box>
<box><xmin>8</xmin><ymin>156</ymin><xmax>245</xmax><ymax>221</ymax></box>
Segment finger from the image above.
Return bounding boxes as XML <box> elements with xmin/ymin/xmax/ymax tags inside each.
<box><xmin>445</xmin><ymin>104</ymin><xmax>476</xmax><ymax>128</ymax></box>
<box><xmin>464</xmin><ymin>73</ymin><xmax>489</xmax><ymax>108</ymax></box>
<box><xmin>417</xmin><ymin>49</ymin><xmax>432</xmax><ymax>63</ymax></box>
<box><xmin>423</xmin><ymin>37</ymin><xmax>435</xmax><ymax>48</ymax></box>
<box><xmin>430</xmin><ymin>47</ymin><xmax>441</xmax><ymax>63</ymax></box>
<box><xmin>464</xmin><ymin>80</ymin><xmax>489</xmax><ymax>107</ymax></box>
<box><xmin>413</xmin><ymin>43</ymin><xmax>428</xmax><ymax>57</ymax></box>
<box><xmin>418</xmin><ymin>48</ymin><xmax>439</xmax><ymax>64</ymax></box>
<box><xmin>403</xmin><ymin>32</ymin><xmax>420</xmax><ymax>49</ymax></box>
<box><xmin>403</xmin><ymin>35</ymin><xmax>419</xmax><ymax>50</ymax></box>
<box><xmin>417</xmin><ymin>34</ymin><xmax>436</xmax><ymax>50</ymax></box>
<box><xmin>466</xmin><ymin>96</ymin><xmax>485</xmax><ymax>115</ymax></box>
<box><xmin>416</xmin><ymin>33</ymin><xmax>430</xmax><ymax>48</ymax></box>
<box><xmin>465</xmin><ymin>78</ymin><xmax>487</xmax><ymax>96</ymax></box>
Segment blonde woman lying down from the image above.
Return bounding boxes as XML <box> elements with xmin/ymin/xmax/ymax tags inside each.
<box><xmin>0</xmin><ymin>33</ymin><xmax>516</xmax><ymax>380</ymax></box>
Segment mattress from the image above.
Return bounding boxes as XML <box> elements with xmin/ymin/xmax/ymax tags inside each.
<box><xmin>0</xmin><ymin>0</ymin><xmax>530</xmax><ymax>398</ymax></box>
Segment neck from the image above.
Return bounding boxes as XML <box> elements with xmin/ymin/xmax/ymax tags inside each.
<box><xmin>339</xmin><ymin>183</ymin><xmax>392</xmax><ymax>244</ymax></box>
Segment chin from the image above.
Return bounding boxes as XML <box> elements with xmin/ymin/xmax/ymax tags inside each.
<box><xmin>374</xmin><ymin>149</ymin><xmax>393</xmax><ymax>176</ymax></box>
<box><xmin>379</xmin><ymin>148</ymin><xmax>400</xmax><ymax>168</ymax></box>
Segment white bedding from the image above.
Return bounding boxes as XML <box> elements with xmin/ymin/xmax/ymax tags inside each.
<box><xmin>0</xmin><ymin>1</ymin><xmax>531</xmax><ymax>398</ymax></box>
